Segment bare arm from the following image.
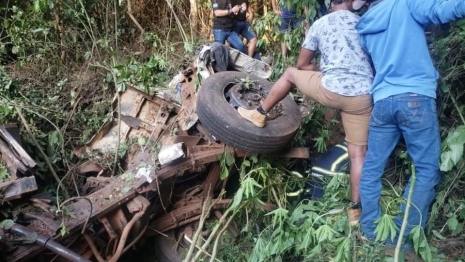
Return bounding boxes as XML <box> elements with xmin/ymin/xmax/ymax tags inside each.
<box><xmin>271</xmin><ymin>0</ymin><xmax>282</xmax><ymax>15</ymax></box>
<box><xmin>296</xmin><ymin>48</ymin><xmax>318</xmax><ymax>71</ymax></box>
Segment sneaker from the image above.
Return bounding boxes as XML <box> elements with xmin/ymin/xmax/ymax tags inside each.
<box><xmin>348</xmin><ymin>207</ymin><xmax>361</xmax><ymax>226</ymax></box>
<box><xmin>237</xmin><ymin>107</ymin><xmax>266</xmax><ymax>128</ymax></box>
<box><xmin>385</xmin><ymin>247</ymin><xmax>423</xmax><ymax>261</ymax></box>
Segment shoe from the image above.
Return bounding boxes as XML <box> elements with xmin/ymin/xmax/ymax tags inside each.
<box><xmin>385</xmin><ymin>247</ymin><xmax>423</xmax><ymax>261</ymax></box>
<box><xmin>238</xmin><ymin>107</ymin><xmax>266</xmax><ymax>128</ymax></box>
<box><xmin>348</xmin><ymin>207</ymin><xmax>361</xmax><ymax>226</ymax></box>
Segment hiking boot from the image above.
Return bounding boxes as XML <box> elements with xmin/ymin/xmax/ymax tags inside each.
<box><xmin>385</xmin><ymin>247</ymin><xmax>423</xmax><ymax>261</ymax></box>
<box><xmin>238</xmin><ymin>107</ymin><xmax>266</xmax><ymax>128</ymax></box>
<box><xmin>348</xmin><ymin>202</ymin><xmax>361</xmax><ymax>226</ymax></box>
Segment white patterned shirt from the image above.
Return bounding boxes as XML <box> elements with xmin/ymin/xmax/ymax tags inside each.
<box><xmin>302</xmin><ymin>10</ymin><xmax>373</xmax><ymax>96</ymax></box>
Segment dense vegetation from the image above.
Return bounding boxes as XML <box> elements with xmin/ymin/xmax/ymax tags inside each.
<box><xmin>1</xmin><ymin>0</ymin><xmax>465</xmax><ymax>261</ymax></box>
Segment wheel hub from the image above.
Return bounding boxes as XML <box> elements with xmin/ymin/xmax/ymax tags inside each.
<box><xmin>225</xmin><ymin>83</ymin><xmax>263</xmax><ymax>109</ymax></box>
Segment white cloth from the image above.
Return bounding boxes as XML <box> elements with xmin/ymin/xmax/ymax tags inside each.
<box><xmin>303</xmin><ymin>10</ymin><xmax>373</xmax><ymax>96</ymax></box>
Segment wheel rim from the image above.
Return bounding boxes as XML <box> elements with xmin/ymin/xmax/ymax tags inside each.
<box><xmin>224</xmin><ymin>82</ymin><xmax>264</xmax><ymax>109</ymax></box>
<box><xmin>223</xmin><ymin>81</ymin><xmax>282</xmax><ymax>120</ymax></box>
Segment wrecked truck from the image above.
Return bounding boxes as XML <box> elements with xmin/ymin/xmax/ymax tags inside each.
<box><xmin>0</xmin><ymin>44</ymin><xmax>310</xmax><ymax>262</ymax></box>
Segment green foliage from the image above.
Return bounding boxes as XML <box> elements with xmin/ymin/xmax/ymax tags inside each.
<box><xmin>113</xmin><ymin>53</ymin><xmax>171</xmax><ymax>94</ymax></box>
<box><xmin>374</xmin><ymin>214</ymin><xmax>398</xmax><ymax>242</ymax></box>
<box><xmin>440</xmin><ymin>125</ymin><xmax>465</xmax><ymax>171</ymax></box>
<box><xmin>220</xmin><ymin>151</ymin><xmax>236</xmax><ymax>180</ymax></box>
<box><xmin>1</xmin><ymin>0</ymin><xmax>465</xmax><ymax>261</ymax></box>
<box><xmin>218</xmin><ymin>153</ymin><xmax>442</xmax><ymax>261</ymax></box>
<box><xmin>252</xmin><ymin>0</ymin><xmax>318</xmax><ymax>79</ymax></box>
<box><xmin>295</xmin><ymin>103</ymin><xmax>338</xmax><ymax>152</ymax></box>
<box><xmin>1</xmin><ymin>4</ymin><xmax>58</xmax><ymax>65</ymax></box>
<box><xmin>409</xmin><ymin>225</ymin><xmax>433</xmax><ymax>262</ymax></box>
<box><xmin>0</xmin><ymin>166</ymin><xmax>10</xmax><ymax>183</ymax></box>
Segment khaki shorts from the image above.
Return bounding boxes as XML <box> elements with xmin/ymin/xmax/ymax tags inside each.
<box><xmin>294</xmin><ymin>70</ymin><xmax>372</xmax><ymax>145</ymax></box>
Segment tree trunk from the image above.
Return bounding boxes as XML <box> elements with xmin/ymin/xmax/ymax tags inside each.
<box><xmin>189</xmin><ymin>0</ymin><xmax>199</xmax><ymax>32</ymax></box>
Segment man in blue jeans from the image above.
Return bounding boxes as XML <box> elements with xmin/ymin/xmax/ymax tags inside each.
<box><xmin>232</xmin><ymin>0</ymin><xmax>260</xmax><ymax>59</ymax></box>
<box><xmin>355</xmin><ymin>0</ymin><xmax>465</xmax><ymax>255</ymax></box>
<box><xmin>211</xmin><ymin>0</ymin><xmax>245</xmax><ymax>52</ymax></box>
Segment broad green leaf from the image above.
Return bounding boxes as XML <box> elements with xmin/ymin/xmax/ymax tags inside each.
<box><xmin>440</xmin><ymin>151</ymin><xmax>455</xmax><ymax>171</ymax></box>
<box><xmin>250</xmin><ymin>154</ymin><xmax>258</xmax><ymax>163</ymax></box>
<box><xmin>374</xmin><ymin>214</ymin><xmax>398</xmax><ymax>242</ymax></box>
<box><xmin>334</xmin><ymin>237</ymin><xmax>350</xmax><ymax>262</ymax></box>
<box><xmin>315</xmin><ymin>224</ymin><xmax>336</xmax><ymax>242</ymax></box>
<box><xmin>0</xmin><ymin>219</ymin><xmax>14</xmax><ymax>230</ymax></box>
<box><xmin>447</xmin><ymin>215</ymin><xmax>459</xmax><ymax>232</ymax></box>
<box><xmin>220</xmin><ymin>167</ymin><xmax>229</xmax><ymax>180</ymax></box>
<box><xmin>410</xmin><ymin>226</ymin><xmax>433</xmax><ymax>262</ymax></box>
<box><xmin>225</xmin><ymin>151</ymin><xmax>235</xmax><ymax>165</ymax></box>
<box><xmin>441</xmin><ymin>125</ymin><xmax>465</xmax><ymax>171</ymax></box>
<box><xmin>431</xmin><ymin>230</ymin><xmax>446</xmax><ymax>240</ymax></box>
<box><xmin>230</xmin><ymin>187</ymin><xmax>243</xmax><ymax>209</ymax></box>
<box><xmin>265</xmin><ymin>208</ymin><xmax>288</xmax><ymax>228</ymax></box>
<box><xmin>410</xmin><ymin>225</ymin><xmax>422</xmax><ymax>252</ymax></box>
<box><xmin>307</xmin><ymin>244</ymin><xmax>322</xmax><ymax>258</ymax></box>
<box><xmin>0</xmin><ymin>167</ymin><xmax>10</xmax><ymax>182</ymax></box>
<box><xmin>297</xmin><ymin>227</ymin><xmax>315</xmax><ymax>251</ymax></box>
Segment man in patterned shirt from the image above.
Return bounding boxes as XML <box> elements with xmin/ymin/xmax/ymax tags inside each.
<box><xmin>238</xmin><ymin>0</ymin><xmax>374</xmax><ymax>225</ymax></box>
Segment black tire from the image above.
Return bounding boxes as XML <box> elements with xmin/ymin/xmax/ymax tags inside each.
<box><xmin>196</xmin><ymin>71</ymin><xmax>301</xmax><ymax>154</ymax></box>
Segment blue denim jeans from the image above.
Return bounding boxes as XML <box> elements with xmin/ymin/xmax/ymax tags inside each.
<box><xmin>360</xmin><ymin>93</ymin><xmax>441</xmax><ymax>241</ymax></box>
<box><xmin>232</xmin><ymin>21</ymin><xmax>261</xmax><ymax>59</ymax></box>
<box><xmin>279</xmin><ymin>16</ymin><xmax>302</xmax><ymax>33</ymax></box>
<box><xmin>232</xmin><ymin>21</ymin><xmax>256</xmax><ymax>41</ymax></box>
<box><xmin>212</xmin><ymin>29</ymin><xmax>245</xmax><ymax>53</ymax></box>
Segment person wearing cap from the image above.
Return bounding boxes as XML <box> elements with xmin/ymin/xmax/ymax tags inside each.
<box><xmin>355</xmin><ymin>0</ymin><xmax>465</xmax><ymax>254</ymax></box>
<box><xmin>211</xmin><ymin>0</ymin><xmax>245</xmax><ymax>52</ymax></box>
<box><xmin>238</xmin><ymin>0</ymin><xmax>374</xmax><ymax>226</ymax></box>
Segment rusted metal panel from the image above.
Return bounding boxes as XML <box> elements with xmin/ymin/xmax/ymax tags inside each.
<box><xmin>0</xmin><ymin>139</ymin><xmax>27</xmax><ymax>178</ymax></box>
<box><xmin>0</xmin><ymin>125</ymin><xmax>36</xmax><ymax>169</ymax></box>
<box><xmin>3</xmin><ymin>74</ymin><xmax>307</xmax><ymax>262</ymax></box>
<box><xmin>149</xmin><ymin>199</ymin><xmax>231</xmax><ymax>233</ymax></box>
<box><xmin>106</xmin><ymin>208</ymin><xmax>128</xmax><ymax>236</ymax></box>
<box><xmin>0</xmin><ymin>176</ymin><xmax>38</xmax><ymax>201</ymax></box>
<box><xmin>77</xmin><ymin>86</ymin><xmax>181</xmax><ymax>156</ymax></box>
<box><xmin>202</xmin><ymin>163</ymin><xmax>221</xmax><ymax>197</ymax></box>
<box><xmin>77</xmin><ymin>160</ymin><xmax>103</xmax><ymax>174</ymax></box>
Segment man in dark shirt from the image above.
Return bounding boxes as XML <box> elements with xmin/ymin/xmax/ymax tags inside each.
<box><xmin>211</xmin><ymin>0</ymin><xmax>245</xmax><ymax>52</ymax></box>
<box><xmin>232</xmin><ymin>0</ymin><xmax>259</xmax><ymax>59</ymax></box>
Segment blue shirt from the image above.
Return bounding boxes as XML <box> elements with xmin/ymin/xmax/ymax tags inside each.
<box><xmin>356</xmin><ymin>0</ymin><xmax>465</xmax><ymax>103</ymax></box>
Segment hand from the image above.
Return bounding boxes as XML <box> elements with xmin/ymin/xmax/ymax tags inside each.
<box><xmin>241</xmin><ymin>3</ymin><xmax>247</xmax><ymax>12</ymax></box>
<box><xmin>274</xmin><ymin>9</ymin><xmax>282</xmax><ymax>16</ymax></box>
<box><xmin>231</xmin><ymin>5</ymin><xmax>240</xmax><ymax>15</ymax></box>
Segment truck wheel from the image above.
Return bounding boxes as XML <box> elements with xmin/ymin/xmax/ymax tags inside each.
<box><xmin>196</xmin><ymin>71</ymin><xmax>301</xmax><ymax>154</ymax></box>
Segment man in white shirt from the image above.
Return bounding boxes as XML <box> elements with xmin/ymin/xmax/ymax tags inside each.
<box><xmin>238</xmin><ymin>0</ymin><xmax>373</xmax><ymax>225</ymax></box>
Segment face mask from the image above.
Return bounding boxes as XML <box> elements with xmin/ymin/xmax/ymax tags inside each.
<box><xmin>352</xmin><ymin>0</ymin><xmax>367</xmax><ymax>10</ymax></box>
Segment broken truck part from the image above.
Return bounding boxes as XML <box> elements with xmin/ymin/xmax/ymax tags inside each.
<box><xmin>0</xmin><ymin>52</ymin><xmax>309</xmax><ymax>261</ymax></box>
<box><xmin>0</xmin><ymin>124</ymin><xmax>38</xmax><ymax>202</ymax></box>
